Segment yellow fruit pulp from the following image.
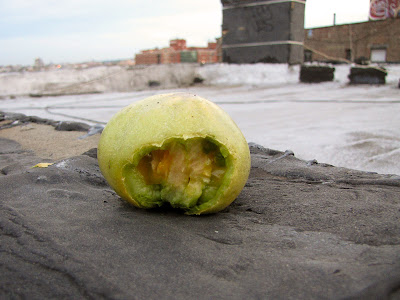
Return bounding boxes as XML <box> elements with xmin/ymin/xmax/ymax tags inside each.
<box><xmin>136</xmin><ymin>138</ymin><xmax>226</xmax><ymax>208</ymax></box>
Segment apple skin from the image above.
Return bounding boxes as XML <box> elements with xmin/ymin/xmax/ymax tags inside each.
<box><xmin>97</xmin><ymin>92</ymin><xmax>250</xmax><ymax>215</ymax></box>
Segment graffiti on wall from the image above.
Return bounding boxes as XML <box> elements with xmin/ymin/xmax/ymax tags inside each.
<box><xmin>370</xmin><ymin>0</ymin><xmax>400</xmax><ymax>20</ymax></box>
<box><xmin>250</xmin><ymin>6</ymin><xmax>274</xmax><ymax>33</ymax></box>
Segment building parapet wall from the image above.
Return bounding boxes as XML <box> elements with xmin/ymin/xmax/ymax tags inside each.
<box><xmin>304</xmin><ymin>18</ymin><xmax>400</xmax><ymax>64</ymax></box>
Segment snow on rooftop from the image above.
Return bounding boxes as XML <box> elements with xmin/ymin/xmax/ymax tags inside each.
<box><xmin>1</xmin><ymin>63</ymin><xmax>399</xmax><ymax>175</ymax></box>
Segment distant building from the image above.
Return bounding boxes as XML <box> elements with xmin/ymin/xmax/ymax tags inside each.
<box><xmin>304</xmin><ymin>18</ymin><xmax>400</xmax><ymax>64</ymax></box>
<box><xmin>33</xmin><ymin>58</ymin><xmax>45</xmax><ymax>71</ymax></box>
<box><xmin>169</xmin><ymin>39</ymin><xmax>187</xmax><ymax>51</ymax></box>
<box><xmin>135</xmin><ymin>49</ymin><xmax>161</xmax><ymax>65</ymax></box>
<box><xmin>135</xmin><ymin>39</ymin><xmax>219</xmax><ymax>65</ymax></box>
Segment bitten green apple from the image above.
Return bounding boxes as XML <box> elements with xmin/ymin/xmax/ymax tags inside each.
<box><xmin>97</xmin><ymin>93</ymin><xmax>250</xmax><ymax>215</ymax></box>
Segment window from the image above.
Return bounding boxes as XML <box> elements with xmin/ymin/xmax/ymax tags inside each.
<box><xmin>370</xmin><ymin>48</ymin><xmax>387</xmax><ymax>63</ymax></box>
<box><xmin>345</xmin><ymin>49</ymin><xmax>352</xmax><ymax>61</ymax></box>
<box><xmin>304</xmin><ymin>50</ymin><xmax>312</xmax><ymax>62</ymax></box>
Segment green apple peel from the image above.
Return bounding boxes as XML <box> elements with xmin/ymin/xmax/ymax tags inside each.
<box><xmin>97</xmin><ymin>93</ymin><xmax>250</xmax><ymax>215</ymax></box>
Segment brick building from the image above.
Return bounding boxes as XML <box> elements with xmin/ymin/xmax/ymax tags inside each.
<box><xmin>135</xmin><ymin>49</ymin><xmax>161</xmax><ymax>65</ymax></box>
<box><xmin>304</xmin><ymin>18</ymin><xmax>400</xmax><ymax>64</ymax></box>
<box><xmin>160</xmin><ymin>48</ymin><xmax>181</xmax><ymax>64</ymax></box>
<box><xmin>135</xmin><ymin>39</ymin><xmax>219</xmax><ymax>65</ymax></box>
<box><xmin>169</xmin><ymin>39</ymin><xmax>187</xmax><ymax>51</ymax></box>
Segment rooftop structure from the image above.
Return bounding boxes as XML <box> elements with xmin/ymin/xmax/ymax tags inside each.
<box><xmin>220</xmin><ymin>0</ymin><xmax>305</xmax><ymax>64</ymax></box>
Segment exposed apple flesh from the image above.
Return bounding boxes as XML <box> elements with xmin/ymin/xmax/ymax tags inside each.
<box><xmin>135</xmin><ymin>138</ymin><xmax>226</xmax><ymax>209</ymax></box>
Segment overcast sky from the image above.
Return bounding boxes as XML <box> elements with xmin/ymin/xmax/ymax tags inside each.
<box><xmin>0</xmin><ymin>0</ymin><xmax>371</xmax><ymax>66</ymax></box>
